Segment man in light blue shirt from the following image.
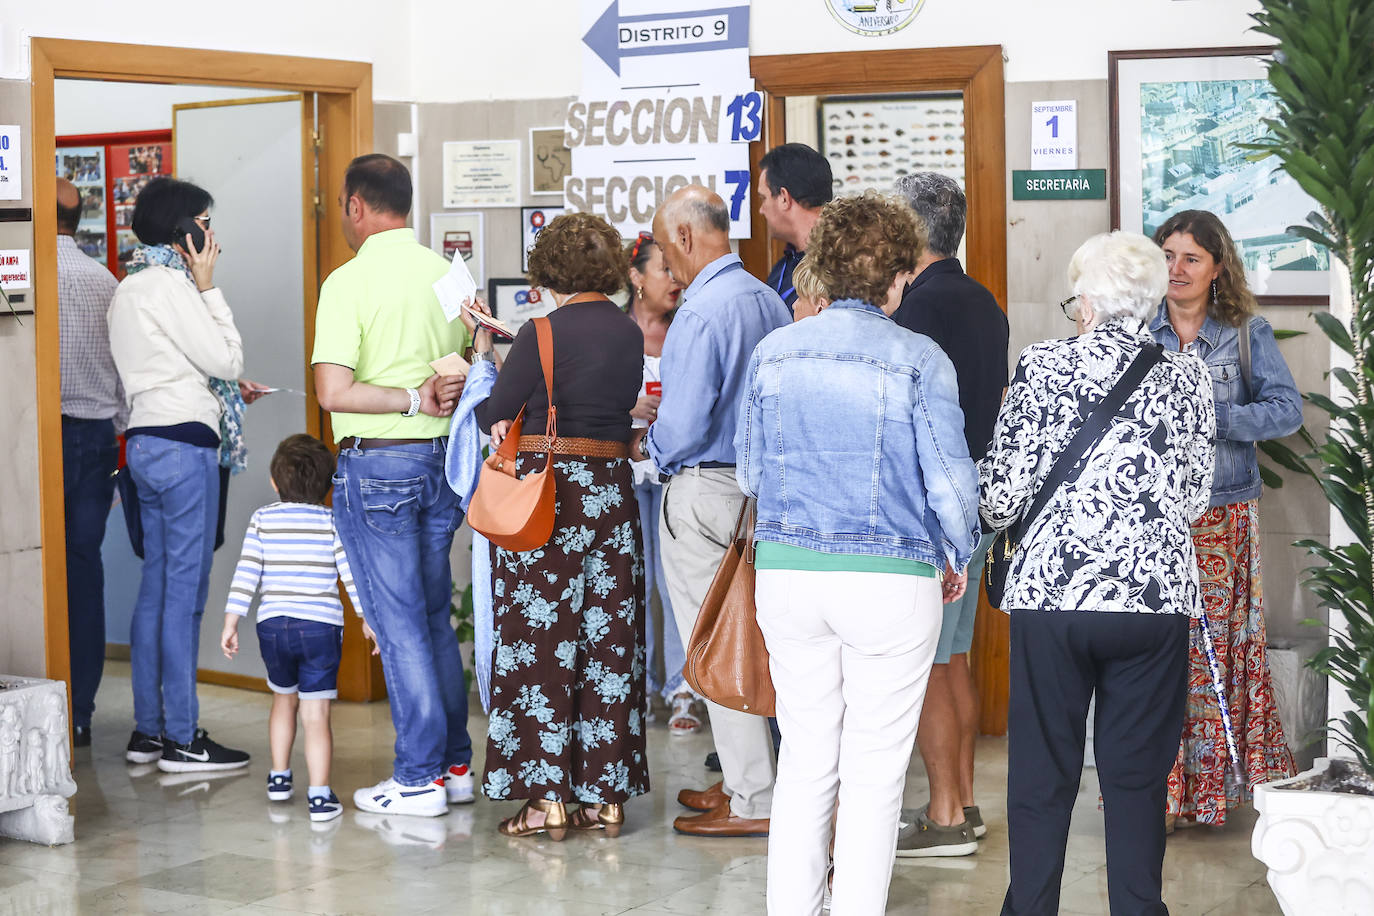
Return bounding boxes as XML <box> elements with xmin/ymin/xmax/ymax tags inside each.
<box><xmin>629</xmin><ymin>185</ymin><xmax>789</xmax><ymax>837</ymax></box>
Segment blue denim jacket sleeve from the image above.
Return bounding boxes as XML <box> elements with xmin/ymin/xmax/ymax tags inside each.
<box><xmin>1216</xmin><ymin>318</ymin><xmax>1303</xmax><ymax>442</ymax></box>
<box><xmin>913</xmin><ymin>345</ymin><xmax>981</xmax><ymax>570</ymax></box>
<box><xmin>734</xmin><ymin>343</ymin><xmax>764</xmax><ymax>499</ymax></box>
<box><xmin>645</xmin><ymin>309</ymin><xmax>722</xmax><ymax>474</ymax></box>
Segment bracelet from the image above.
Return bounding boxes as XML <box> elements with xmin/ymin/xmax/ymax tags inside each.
<box><xmin>472</xmin><ymin>350</ymin><xmax>496</xmax><ymax>364</ymax></box>
<box><xmin>402</xmin><ymin>387</ymin><xmax>421</xmax><ymax>417</ymax></box>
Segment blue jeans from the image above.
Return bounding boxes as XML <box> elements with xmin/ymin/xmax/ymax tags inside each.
<box><xmin>635</xmin><ymin>480</ymin><xmax>689</xmax><ymax>701</ymax></box>
<box><xmin>334</xmin><ymin>440</ymin><xmax>472</xmax><ymax>786</ymax></box>
<box><xmin>62</xmin><ymin>417</ymin><xmax>119</xmax><ymax>729</ymax></box>
<box><xmin>127</xmin><ymin>435</ymin><xmax>219</xmax><ymax>744</ymax></box>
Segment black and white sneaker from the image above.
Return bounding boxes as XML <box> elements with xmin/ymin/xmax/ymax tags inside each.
<box><xmin>267</xmin><ymin>772</ymin><xmax>294</xmax><ymax>801</ymax></box>
<box><xmin>126</xmin><ymin>730</ymin><xmax>164</xmax><ymax>764</ymax></box>
<box><xmin>309</xmin><ymin>792</ymin><xmax>343</xmax><ymax>822</ymax></box>
<box><xmin>157</xmin><ymin>729</ymin><xmax>251</xmax><ymax>772</ymax></box>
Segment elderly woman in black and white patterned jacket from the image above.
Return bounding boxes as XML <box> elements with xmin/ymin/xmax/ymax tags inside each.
<box><xmin>980</xmin><ymin>231</ymin><xmax>1215</xmax><ymax>916</ymax></box>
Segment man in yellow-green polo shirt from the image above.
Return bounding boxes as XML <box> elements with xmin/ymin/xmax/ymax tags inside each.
<box><xmin>312</xmin><ymin>153</ymin><xmax>476</xmax><ymax>817</ymax></box>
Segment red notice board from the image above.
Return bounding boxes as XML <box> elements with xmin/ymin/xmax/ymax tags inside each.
<box><xmin>56</xmin><ymin>130</ymin><xmax>173</xmax><ymax>279</ymax></box>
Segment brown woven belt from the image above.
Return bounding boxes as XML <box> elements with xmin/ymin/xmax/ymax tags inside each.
<box><xmin>517</xmin><ymin>435</ymin><xmax>628</xmax><ymax>458</ymax></box>
<box><xmin>349</xmin><ymin>437</ymin><xmax>440</xmax><ymax>449</ymax></box>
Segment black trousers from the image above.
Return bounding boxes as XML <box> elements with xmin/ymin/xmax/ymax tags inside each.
<box><xmin>1001</xmin><ymin>609</ymin><xmax>1189</xmax><ymax>916</ymax></box>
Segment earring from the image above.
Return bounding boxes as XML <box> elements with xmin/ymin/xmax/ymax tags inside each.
<box><xmin>1211</xmin><ymin>279</ymin><xmax>1218</xmax><ymax>305</ymax></box>
<box><xmin>636</xmin><ymin>286</ymin><xmax>644</xmax><ymax>299</ymax></box>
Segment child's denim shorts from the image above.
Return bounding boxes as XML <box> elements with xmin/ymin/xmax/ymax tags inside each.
<box><xmin>256</xmin><ymin>617</ymin><xmax>344</xmax><ymax>700</ymax></box>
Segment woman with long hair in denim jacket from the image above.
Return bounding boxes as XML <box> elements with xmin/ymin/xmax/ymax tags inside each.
<box><xmin>1149</xmin><ymin>210</ymin><xmax>1303</xmax><ymax>829</ymax></box>
<box><xmin>736</xmin><ymin>192</ymin><xmax>980</xmax><ymax>916</ymax></box>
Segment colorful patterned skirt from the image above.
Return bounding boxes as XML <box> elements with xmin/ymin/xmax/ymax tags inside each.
<box><xmin>482</xmin><ymin>454</ymin><xmax>650</xmax><ymax>805</ymax></box>
<box><xmin>1166</xmin><ymin>499</ymin><xmax>1295</xmax><ymax>825</ymax></box>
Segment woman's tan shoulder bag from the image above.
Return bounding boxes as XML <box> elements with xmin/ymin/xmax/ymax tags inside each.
<box><xmin>467</xmin><ymin>316</ymin><xmax>557</xmax><ymax>552</ymax></box>
<box><xmin>683</xmin><ymin>500</ymin><xmax>776</xmax><ymax>717</ymax></box>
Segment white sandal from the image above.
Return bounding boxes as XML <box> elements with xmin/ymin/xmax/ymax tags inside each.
<box><xmin>667</xmin><ymin>693</ymin><xmax>702</xmax><ymax>734</ymax></box>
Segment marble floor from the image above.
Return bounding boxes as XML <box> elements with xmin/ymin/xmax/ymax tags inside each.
<box><xmin>0</xmin><ymin>663</ymin><xmax>1280</xmax><ymax>914</ymax></box>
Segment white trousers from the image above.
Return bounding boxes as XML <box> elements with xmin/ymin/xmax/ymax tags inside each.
<box><xmin>659</xmin><ymin>468</ymin><xmax>777</xmax><ymax>819</ymax></box>
<box><xmin>756</xmin><ymin>567</ymin><xmax>943</xmax><ymax>916</ymax></box>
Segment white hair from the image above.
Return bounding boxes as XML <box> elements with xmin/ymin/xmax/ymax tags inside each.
<box><xmin>1067</xmin><ymin>231</ymin><xmax>1168</xmax><ymax>323</ymax></box>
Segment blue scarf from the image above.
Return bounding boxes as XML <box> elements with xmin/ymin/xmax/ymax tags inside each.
<box><xmin>126</xmin><ymin>245</ymin><xmax>247</xmax><ymax>474</ymax></box>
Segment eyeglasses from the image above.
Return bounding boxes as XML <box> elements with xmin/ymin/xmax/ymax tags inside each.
<box><xmin>193</xmin><ymin>215</ymin><xmax>211</xmax><ymax>227</ymax></box>
<box><xmin>1059</xmin><ymin>294</ymin><xmax>1079</xmax><ymax>320</ymax></box>
<box><xmin>629</xmin><ymin>230</ymin><xmax>653</xmax><ymax>263</ymax></box>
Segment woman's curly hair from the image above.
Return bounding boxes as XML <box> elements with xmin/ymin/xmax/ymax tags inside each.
<box><xmin>1152</xmin><ymin>209</ymin><xmax>1256</xmax><ymax>328</ymax></box>
<box><xmin>525</xmin><ymin>211</ymin><xmax>629</xmax><ymax>296</ymax></box>
<box><xmin>806</xmin><ymin>192</ymin><xmax>926</xmax><ymax>306</ymax></box>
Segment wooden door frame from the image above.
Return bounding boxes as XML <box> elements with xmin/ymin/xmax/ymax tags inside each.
<box><xmin>30</xmin><ymin>38</ymin><xmax>384</xmax><ymax>701</ymax></box>
<box><xmin>746</xmin><ymin>45</ymin><xmax>1011</xmax><ymax>734</ymax></box>
<box><xmin>745</xmin><ymin>45</ymin><xmax>1007</xmax><ymax>307</ymax></box>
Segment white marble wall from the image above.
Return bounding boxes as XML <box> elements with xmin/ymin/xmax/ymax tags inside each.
<box><xmin>0</xmin><ymin>77</ymin><xmax>46</xmax><ymax>679</ymax></box>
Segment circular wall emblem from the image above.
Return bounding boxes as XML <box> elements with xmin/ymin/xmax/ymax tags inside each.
<box><xmin>825</xmin><ymin>0</ymin><xmax>925</xmax><ymax>37</ymax></box>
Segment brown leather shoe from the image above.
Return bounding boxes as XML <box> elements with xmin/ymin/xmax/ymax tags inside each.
<box><xmin>673</xmin><ymin>801</ymin><xmax>769</xmax><ymax>837</ymax></box>
<box><xmin>677</xmin><ymin>780</ymin><xmax>728</xmax><ymax>812</ymax></box>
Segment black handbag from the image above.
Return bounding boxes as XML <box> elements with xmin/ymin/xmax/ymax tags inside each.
<box><xmin>114</xmin><ymin>465</ymin><xmax>144</xmax><ymax>559</ymax></box>
<box><xmin>985</xmin><ymin>342</ymin><xmax>1165</xmax><ymax>607</ymax></box>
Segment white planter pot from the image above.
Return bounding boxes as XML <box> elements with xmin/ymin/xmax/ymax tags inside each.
<box><xmin>1253</xmin><ymin>756</ymin><xmax>1374</xmax><ymax>915</ymax></box>
<box><xmin>0</xmin><ymin>676</ymin><xmax>77</xmax><ymax>846</ymax></box>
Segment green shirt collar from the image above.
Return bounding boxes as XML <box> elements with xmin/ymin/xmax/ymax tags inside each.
<box><xmin>357</xmin><ymin>227</ymin><xmax>417</xmax><ymax>256</ymax></box>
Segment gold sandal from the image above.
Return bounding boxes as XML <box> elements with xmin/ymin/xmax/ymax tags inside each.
<box><xmin>498</xmin><ymin>799</ymin><xmax>567</xmax><ymax>841</ymax></box>
<box><xmin>569</xmin><ymin>803</ymin><xmax>624</xmax><ymax>838</ymax></box>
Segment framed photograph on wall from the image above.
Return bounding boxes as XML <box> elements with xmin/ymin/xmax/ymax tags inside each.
<box><xmin>529</xmin><ymin>127</ymin><xmax>570</xmax><ymax>196</ymax></box>
<box><xmin>429</xmin><ymin>211</ymin><xmax>485</xmax><ymax>288</ymax></box>
<box><xmin>488</xmin><ymin>277</ymin><xmax>555</xmax><ymax>335</ymax></box>
<box><xmin>1110</xmin><ymin>46</ymin><xmax>1329</xmax><ymax>305</ymax></box>
<box><xmin>521</xmin><ymin>206</ymin><xmax>566</xmax><ymax>272</ymax></box>
<box><xmin>817</xmin><ymin>95</ymin><xmax>965</xmax><ymax>198</ymax></box>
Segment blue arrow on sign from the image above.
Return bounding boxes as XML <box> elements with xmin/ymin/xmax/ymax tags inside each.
<box><xmin>583</xmin><ymin>1</ymin><xmax>750</xmax><ymax>77</ymax></box>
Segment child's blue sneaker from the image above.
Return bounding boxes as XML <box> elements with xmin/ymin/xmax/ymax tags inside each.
<box><xmin>309</xmin><ymin>791</ymin><xmax>343</xmax><ymax>822</ymax></box>
<box><xmin>267</xmin><ymin>772</ymin><xmax>293</xmax><ymax>802</ymax></box>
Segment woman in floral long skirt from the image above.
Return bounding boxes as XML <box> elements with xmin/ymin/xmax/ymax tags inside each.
<box><xmin>474</xmin><ymin>212</ymin><xmax>649</xmax><ymax>839</ymax></box>
<box><xmin>1149</xmin><ymin>210</ymin><xmax>1303</xmax><ymax>827</ymax></box>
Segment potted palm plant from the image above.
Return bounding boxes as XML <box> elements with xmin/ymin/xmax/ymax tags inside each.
<box><xmin>1245</xmin><ymin>0</ymin><xmax>1374</xmax><ymax>911</ymax></box>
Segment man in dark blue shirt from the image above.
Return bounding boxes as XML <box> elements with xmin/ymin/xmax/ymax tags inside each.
<box><xmin>891</xmin><ymin>172</ymin><xmax>1009</xmax><ymax>858</ymax></box>
<box><xmin>758</xmin><ymin>143</ymin><xmax>832</xmax><ymax>311</ymax></box>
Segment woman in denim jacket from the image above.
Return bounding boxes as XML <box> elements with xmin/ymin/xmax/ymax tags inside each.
<box><xmin>1150</xmin><ymin>210</ymin><xmax>1302</xmax><ymax>829</ymax></box>
<box><xmin>736</xmin><ymin>193</ymin><xmax>979</xmax><ymax>916</ymax></box>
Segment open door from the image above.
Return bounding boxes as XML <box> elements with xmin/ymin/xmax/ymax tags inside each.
<box><xmin>172</xmin><ymin>95</ymin><xmax>312</xmax><ymax>686</ymax></box>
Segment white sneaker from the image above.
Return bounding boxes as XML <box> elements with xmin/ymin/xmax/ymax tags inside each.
<box><xmin>352</xmin><ymin>777</ymin><xmax>448</xmax><ymax>817</ymax></box>
<box><xmin>443</xmin><ymin>764</ymin><xmax>475</xmax><ymax>804</ymax></box>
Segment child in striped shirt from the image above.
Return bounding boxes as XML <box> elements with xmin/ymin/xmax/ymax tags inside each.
<box><xmin>220</xmin><ymin>434</ymin><xmax>361</xmax><ymax>822</ymax></box>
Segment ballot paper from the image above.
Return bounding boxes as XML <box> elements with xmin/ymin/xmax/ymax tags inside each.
<box><xmin>429</xmin><ymin>351</ymin><xmax>471</xmax><ymax>377</ymax></box>
<box><xmin>433</xmin><ymin>249</ymin><xmax>479</xmax><ymax>322</ymax></box>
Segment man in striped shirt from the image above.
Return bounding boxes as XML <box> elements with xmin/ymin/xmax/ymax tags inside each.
<box><xmin>220</xmin><ymin>434</ymin><xmax>360</xmax><ymax>821</ymax></box>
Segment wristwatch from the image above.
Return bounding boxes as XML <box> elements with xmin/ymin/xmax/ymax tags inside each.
<box><xmin>402</xmin><ymin>387</ymin><xmax>421</xmax><ymax>417</ymax></box>
<box><xmin>635</xmin><ymin>437</ymin><xmax>650</xmax><ymax>462</ymax></box>
<box><xmin>472</xmin><ymin>349</ymin><xmax>496</xmax><ymax>364</ymax></box>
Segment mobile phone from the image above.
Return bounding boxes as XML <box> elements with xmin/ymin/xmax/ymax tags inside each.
<box><xmin>173</xmin><ymin>216</ymin><xmax>206</xmax><ymax>252</ymax></box>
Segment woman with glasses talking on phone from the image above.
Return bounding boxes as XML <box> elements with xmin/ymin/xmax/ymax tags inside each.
<box><xmin>108</xmin><ymin>177</ymin><xmax>265</xmax><ymax>772</ymax></box>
